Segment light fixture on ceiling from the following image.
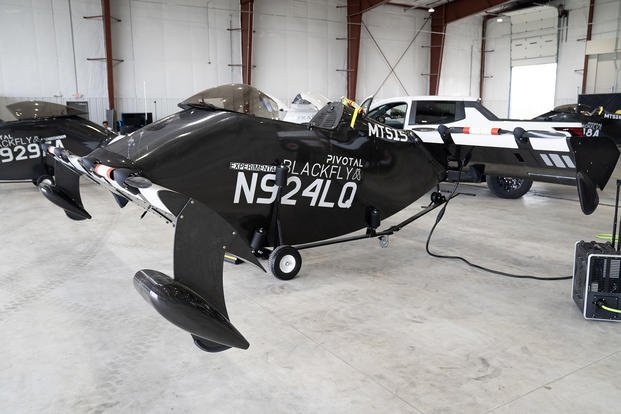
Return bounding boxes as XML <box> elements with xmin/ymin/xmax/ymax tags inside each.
<box><xmin>496</xmin><ymin>17</ymin><xmax>503</xmax><ymax>22</ymax></box>
<box><xmin>428</xmin><ymin>7</ymin><xmax>435</xmax><ymax>13</ymax></box>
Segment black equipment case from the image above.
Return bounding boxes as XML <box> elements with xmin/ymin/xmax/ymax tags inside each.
<box><xmin>572</xmin><ymin>180</ymin><xmax>621</xmax><ymax>320</ymax></box>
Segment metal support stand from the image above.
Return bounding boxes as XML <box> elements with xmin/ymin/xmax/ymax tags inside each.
<box><xmin>250</xmin><ymin>164</ymin><xmax>287</xmax><ymax>258</ymax></box>
<box><xmin>612</xmin><ymin>179</ymin><xmax>621</xmax><ymax>252</ymax></box>
<box><xmin>295</xmin><ymin>191</ymin><xmax>458</xmax><ymax>251</ymax></box>
<box><xmin>268</xmin><ymin>165</ymin><xmax>287</xmax><ymax>247</ymax></box>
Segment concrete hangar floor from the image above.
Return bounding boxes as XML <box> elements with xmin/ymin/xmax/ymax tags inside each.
<box><xmin>2</xmin><ymin>169</ymin><xmax>621</xmax><ymax>413</ymax></box>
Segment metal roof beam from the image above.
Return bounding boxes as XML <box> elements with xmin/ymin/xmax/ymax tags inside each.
<box><xmin>241</xmin><ymin>0</ymin><xmax>254</xmax><ymax>85</ymax></box>
<box><xmin>441</xmin><ymin>0</ymin><xmax>511</xmax><ymax>23</ymax></box>
<box><xmin>101</xmin><ymin>0</ymin><xmax>115</xmax><ymax>109</ymax></box>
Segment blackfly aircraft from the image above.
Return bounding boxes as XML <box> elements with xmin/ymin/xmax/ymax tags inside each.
<box><xmin>0</xmin><ymin>101</ymin><xmax>114</xmax><ymax>184</ymax></box>
<box><xmin>37</xmin><ymin>84</ymin><xmax>619</xmax><ymax>353</ymax></box>
<box><xmin>533</xmin><ymin>103</ymin><xmax>621</xmax><ymax>143</ymax></box>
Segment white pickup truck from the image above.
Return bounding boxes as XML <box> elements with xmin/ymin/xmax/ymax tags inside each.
<box><xmin>362</xmin><ymin>96</ymin><xmax>585</xmax><ymax>198</ymax></box>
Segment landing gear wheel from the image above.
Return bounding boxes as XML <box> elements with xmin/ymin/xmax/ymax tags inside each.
<box><xmin>268</xmin><ymin>245</ymin><xmax>302</xmax><ymax>280</ymax></box>
<box><xmin>33</xmin><ymin>175</ymin><xmax>54</xmax><ymax>187</ymax></box>
<box><xmin>486</xmin><ymin>175</ymin><xmax>533</xmax><ymax>199</ymax></box>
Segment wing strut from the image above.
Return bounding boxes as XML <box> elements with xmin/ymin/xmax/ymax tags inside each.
<box><xmin>38</xmin><ymin>160</ymin><xmax>91</xmax><ymax>220</ymax></box>
<box><xmin>134</xmin><ymin>199</ymin><xmax>260</xmax><ymax>352</ymax></box>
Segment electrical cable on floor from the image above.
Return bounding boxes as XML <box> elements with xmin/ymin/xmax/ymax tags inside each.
<box><xmin>425</xmin><ymin>165</ymin><xmax>573</xmax><ymax>281</ymax></box>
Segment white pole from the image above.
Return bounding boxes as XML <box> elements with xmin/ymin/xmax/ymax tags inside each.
<box><xmin>143</xmin><ymin>80</ymin><xmax>147</xmax><ymax>124</ymax></box>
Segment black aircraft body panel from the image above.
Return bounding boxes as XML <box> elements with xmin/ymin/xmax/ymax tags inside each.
<box><xmin>88</xmin><ymin>107</ymin><xmax>445</xmax><ymax>245</ymax></box>
<box><xmin>0</xmin><ymin>115</ymin><xmax>112</xmax><ymax>181</ymax></box>
<box><xmin>468</xmin><ymin>146</ymin><xmax>576</xmax><ymax>181</ymax></box>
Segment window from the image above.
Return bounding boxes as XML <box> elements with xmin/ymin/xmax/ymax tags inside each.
<box><xmin>509</xmin><ymin>63</ymin><xmax>557</xmax><ymax>119</ymax></box>
<box><xmin>412</xmin><ymin>101</ymin><xmax>457</xmax><ymax>125</ymax></box>
<box><xmin>367</xmin><ymin>102</ymin><xmax>407</xmax><ymax>129</ymax></box>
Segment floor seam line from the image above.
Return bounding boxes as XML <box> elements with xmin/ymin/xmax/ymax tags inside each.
<box><xmin>484</xmin><ymin>349</ymin><xmax>621</xmax><ymax>413</ymax></box>
<box><xmin>251</xmin><ymin>299</ymin><xmax>426</xmax><ymax>414</ymax></box>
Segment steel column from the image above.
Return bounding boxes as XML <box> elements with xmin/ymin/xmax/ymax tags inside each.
<box><xmin>429</xmin><ymin>10</ymin><xmax>446</xmax><ymax>95</ymax></box>
<box><xmin>347</xmin><ymin>10</ymin><xmax>362</xmax><ymax>99</ymax></box>
<box><xmin>101</xmin><ymin>0</ymin><xmax>114</xmax><ymax>109</ymax></box>
<box><xmin>428</xmin><ymin>0</ymin><xmax>509</xmax><ymax>95</ymax></box>
<box><xmin>479</xmin><ymin>16</ymin><xmax>493</xmax><ymax>100</ymax></box>
<box><xmin>240</xmin><ymin>0</ymin><xmax>254</xmax><ymax>85</ymax></box>
<box><xmin>582</xmin><ymin>0</ymin><xmax>594</xmax><ymax>94</ymax></box>
<box><xmin>346</xmin><ymin>0</ymin><xmax>389</xmax><ymax>100</ymax></box>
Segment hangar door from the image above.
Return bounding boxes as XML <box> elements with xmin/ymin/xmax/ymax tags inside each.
<box><xmin>508</xmin><ymin>6</ymin><xmax>558</xmax><ymax>119</ymax></box>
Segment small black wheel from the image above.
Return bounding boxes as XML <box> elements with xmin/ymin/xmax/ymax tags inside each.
<box><xmin>430</xmin><ymin>191</ymin><xmax>446</xmax><ymax>204</ymax></box>
<box><xmin>486</xmin><ymin>175</ymin><xmax>533</xmax><ymax>199</ymax></box>
<box><xmin>33</xmin><ymin>174</ymin><xmax>54</xmax><ymax>187</ymax></box>
<box><xmin>268</xmin><ymin>245</ymin><xmax>302</xmax><ymax>280</ymax></box>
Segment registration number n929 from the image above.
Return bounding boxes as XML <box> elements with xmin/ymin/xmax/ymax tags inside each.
<box><xmin>0</xmin><ymin>144</ymin><xmax>41</xmax><ymax>163</ymax></box>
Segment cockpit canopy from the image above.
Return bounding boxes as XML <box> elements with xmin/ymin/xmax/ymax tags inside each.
<box><xmin>3</xmin><ymin>101</ymin><xmax>87</xmax><ymax>121</ymax></box>
<box><xmin>179</xmin><ymin>84</ymin><xmax>281</xmax><ymax>120</ymax></box>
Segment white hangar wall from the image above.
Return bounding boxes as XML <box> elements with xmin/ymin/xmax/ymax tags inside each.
<box><xmin>2</xmin><ymin>0</ymin><xmax>621</xmax><ymax>123</ymax></box>
<box><xmin>480</xmin><ymin>5</ymin><xmax>564</xmax><ymax>118</ymax></box>
<box><xmin>438</xmin><ymin>14</ymin><xmax>483</xmax><ymax>98</ymax></box>
<box><xmin>554</xmin><ymin>0</ymin><xmax>589</xmax><ymax>107</ymax></box>
<box><xmin>251</xmin><ymin>0</ymin><xmax>347</xmax><ymax>104</ymax></box>
<box><xmin>480</xmin><ymin>0</ymin><xmax>621</xmax><ymax>118</ymax></box>
<box><xmin>356</xmin><ymin>5</ymin><xmax>429</xmax><ymax>101</ymax></box>
<box><xmin>110</xmin><ymin>0</ymin><xmax>242</xmax><ymax>120</ymax></box>
<box><xmin>0</xmin><ymin>1</ymin><xmax>431</xmax><ymax>120</ymax></box>
<box><xmin>0</xmin><ymin>0</ymin><xmax>106</xmax><ymax>98</ymax></box>
<box><xmin>251</xmin><ymin>1</ymin><xmax>433</xmax><ymax>104</ymax></box>
<box><xmin>0</xmin><ymin>0</ymin><xmax>241</xmax><ymax>122</ymax></box>
<box><xmin>584</xmin><ymin>0</ymin><xmax>621</xmax><ymax>94</ymax></box>
<box><xmin>0</xmin><ymin>0</ymin><xmax>107</xmax><ymax>120</ymax></box>
<box><xmin>479</xmin><ymin>17</ymin><xmax>510</xmax><ymax>117</ymax></box>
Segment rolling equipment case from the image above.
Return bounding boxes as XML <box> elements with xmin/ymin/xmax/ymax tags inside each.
<box><xmin>572</xmin><ymin>179</ymin><xmax>621</xmax><ymax>321</ymax></box>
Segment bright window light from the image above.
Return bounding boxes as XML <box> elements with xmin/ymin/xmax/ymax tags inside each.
<box><xmin>509</xmin><ymin>63</ymin><xmax>557</xmax><ymax>119</ymax></box>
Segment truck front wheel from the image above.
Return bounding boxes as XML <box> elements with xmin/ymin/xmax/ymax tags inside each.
<box><xmin>486</xmin><ymin>175</ymin><xmax>533</xmax><ymax>199</ymax></box>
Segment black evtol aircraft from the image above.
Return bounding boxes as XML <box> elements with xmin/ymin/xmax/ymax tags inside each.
<box><xmin>38</xmin><ymin>84</ymin><xmax>619</xmax><ymax>352</ymax></box>
<box><xmin>0</xmin><ymin>101</ymin><xmax>113</xmax><ymax>183</ymax></box>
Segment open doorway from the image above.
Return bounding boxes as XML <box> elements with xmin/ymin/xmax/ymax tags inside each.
<box><xmin>509</xmin><ymin>63</ymin><xmax>557</xmax><ymax>119</ymax></box>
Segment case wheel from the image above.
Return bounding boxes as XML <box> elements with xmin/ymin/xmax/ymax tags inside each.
<box><xmin>268</xmin><ymin>245</ymin><xmax>302</xmax><ymax>280</ymax></box>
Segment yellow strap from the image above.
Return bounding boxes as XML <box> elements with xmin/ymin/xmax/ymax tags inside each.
<box><xmin>341</xmin><ymin>97</ymin><xmax>355</xmax><ymax>107</ymax></box>
<box><xmin>341</xmin><ymin>96</ymin><xmax>362</xmax><ymax>128</ymax></box>
<box><xmin>350</xmin><ymin>107</ymin><xmax>361</xmax><ymax>128</ymax></box>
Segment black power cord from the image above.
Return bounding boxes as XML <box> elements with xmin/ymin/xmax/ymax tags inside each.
<box><xmin>425</xmin><ymin>166</ymin><xmax>572</xmax><ymax>281</ymax></box>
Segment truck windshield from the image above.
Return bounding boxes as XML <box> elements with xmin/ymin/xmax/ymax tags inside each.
<box><xmin>367</xmin><ymin>102</ymin><xmax>407</xmax><ymax>129</ymax></box>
